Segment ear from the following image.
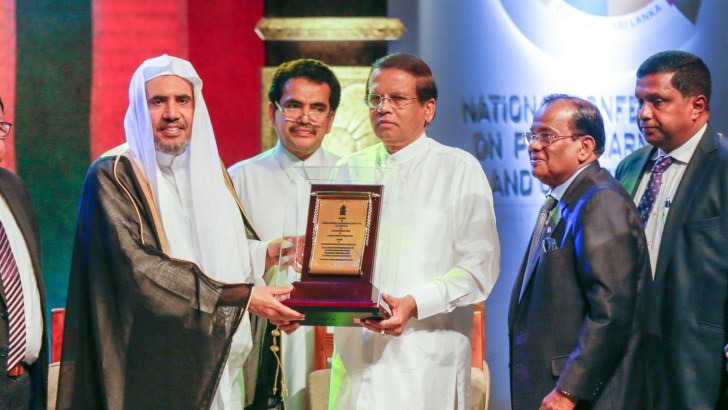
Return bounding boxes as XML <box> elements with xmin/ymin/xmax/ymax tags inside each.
<box><xmin>323</xmin><ymin>112</ymin><xmax>336</xmax><ymax>135</ymax></box>
<box><xmin>424</xmin><ymin>99</ymin><xmax>436</xmax><ymax>124</ymax></box>
<box><xmin>691</xmin><ymin>95</ymin><xmax>707</xmax><ymax>120</ymax></box>
<box><xmin>267</xmin><ymin>102</ymin><xmax>277</xmax><ymax>127</ymax></box>
<box><xmin>578</xmin><ymin>135</ymin><xmax>597</xmax><ymax>162</ymax></box>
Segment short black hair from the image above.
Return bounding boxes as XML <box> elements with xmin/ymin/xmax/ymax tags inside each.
<box><xmin>637</xmin><ymin>50</ymin><xmax>711</xmax><ymax>110</ymax></box>
<box><xmin>541</xmin><ymin>94</ymin><xmax>606</xmax><ymax>155</ymax></box>
<box><xmin>268</xmin><ymin>59</ymin><xmax>341</xmax><ymax>111</ymax></box>
<box><xmin>366</xmin><ymin>53</ymin><xmax>437</xmax><ymax>102</ymax></box>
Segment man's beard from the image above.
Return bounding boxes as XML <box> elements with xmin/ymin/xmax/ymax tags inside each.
<box><xmin>154</xmin><ymin>138</ymin><xmax>189</xmax><ymax>155</ymax></box>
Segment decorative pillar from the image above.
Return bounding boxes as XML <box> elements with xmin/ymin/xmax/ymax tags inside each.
<box><xmin>255</xmin><ymin>2</ymin><xmax>405</xmax><ymax>156</ymax></box>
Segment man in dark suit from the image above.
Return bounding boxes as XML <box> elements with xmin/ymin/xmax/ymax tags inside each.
<box><xmin>0</xmin><ymin>96</ymin><xmax>47</xmax><ymax>409</ymax></box>
<box><xmin>509</xmin><ymin>95</ymin><xmax>649</xmax><ymax>409</ymax></box>
<box><xmin>615</xmin><ymin>50</ymin><xmax>728</xmax><ymax>409</ymax></box>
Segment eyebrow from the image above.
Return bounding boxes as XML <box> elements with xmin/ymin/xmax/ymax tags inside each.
<box><xmin>283</xmin><ymin>98</ymin><xmax>328</xmax><ymax>108</ymax></box>
<box><xmin>369</xmin><ymin>89</ymin><xmax>413</xmax><ymax>95</ymax></box>
<box><xmin>147</xmin><ymin>94</ymin><xmax>193</xmax><ymax>102</ymax></box>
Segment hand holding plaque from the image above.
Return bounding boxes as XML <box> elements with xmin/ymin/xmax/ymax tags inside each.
<box><xmin>265</xmin><ymin>236</ymin><xmax>300</xmax><ymax>272</ymax></box>
<box><xmin>283</xmin><ymin>184</ymin><xmax>384</xmax><ymax>326</ymax></box>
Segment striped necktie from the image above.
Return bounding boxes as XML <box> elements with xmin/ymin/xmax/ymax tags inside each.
<box><xmin>0</xmin><ymin>220</ymin><xmax>25</xmax><ymax>370</ymax></box>
<box><xmin>637</xmin><ymin>156</ymin><xmax>674</xmax><ymax>225</ymax></box>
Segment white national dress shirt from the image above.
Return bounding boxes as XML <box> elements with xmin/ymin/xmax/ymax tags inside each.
<box><xmin>0</xmin><ymin>194</ymin><xmax>42</xmax><ymax>365</ymax></box>
<box><xmin>228</xmin><ymin>141</ymin><xmax>340</xmax><ymax>410</ymax></box>
<box><xmin>633</xmin><ymin>124</ymin><xmax>705</xmax><ymax>275</ymax></box>
<box><xmin>329</xmin><ymin>134</ymin><xmax>500</xmax><ymax>410</ymax></box>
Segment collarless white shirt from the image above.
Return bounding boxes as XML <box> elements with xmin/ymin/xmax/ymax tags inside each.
<box><xmin>633</xmin><ymin>124</ymin><xmax>706</xmax><ymax>275</ymax></box>
<box><xmin>0</xmin><ymin>195</ymin><xmax>42</xmax><ymax>365</ymax></box>
<box><xmin>228</xmin><ymin>141</ymin><xmax>339</xmax><ymax>410</ymax></box>
<box><xmin>228</xmin><ymin>141</ymin><xmax>340</xmax><ymax>240</ymax></box>
<box><xmin>330</xmin><ymin>133</ymin><xmax>500</xmax><ymax>410</ymax></box>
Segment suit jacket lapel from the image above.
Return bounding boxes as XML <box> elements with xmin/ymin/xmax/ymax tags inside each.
<box><xmin>653</xmin><ymin>129</ymin><xmax>717</xmax><ymax>282</ymax></box>
<box><xmin>621</xmin><ymin>147</ymin><xmax>655</xmax><ymax>198</ymax></box>
<box><xmin>508</xmin><ymin>252</ymin><xmax>528</xmax><ymax>328</ymax></box>
<box><xmin>509</xmin><ymin>162</ymin><xmax>600</xmax><ymax>326</ymax></box>
<box><xmin>509</xmin><ymin>205</ymin><xmax>563</xmax><ymax>325</ymax></box>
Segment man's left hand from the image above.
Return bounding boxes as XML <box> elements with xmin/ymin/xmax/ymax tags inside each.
<box><xmin>265</xmin><ymin>236</ymin><xmax>303</xmax><ymax>271</ymax></box>
<box><xmin>540</xmin><ymin>388</ymin><xmax>577</xmax><ymax>410</ymax></box>
<box><xmin>359</xmin><ymin>293</ymin><xmax>418</xmax><ymax>337</ymax></box>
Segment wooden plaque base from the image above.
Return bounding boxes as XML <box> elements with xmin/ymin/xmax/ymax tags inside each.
<box><xmin>284</xmin><ymin>281</ymin><xmax>382</xmax><ymax>326</ymax></box>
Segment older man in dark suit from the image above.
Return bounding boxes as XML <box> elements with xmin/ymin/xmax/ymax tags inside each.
<box><xmin>615</xmin><ymin>50</ymin><xmax>728</xmax><ymax>409</ymax></box>
<box><xmin>509</xmin><ymin>95</ymin><xmax>649</xmax><ymax>410</ymax></box>
<box><xmin>0</xmin><ymin>97</ymin><xmax>47</xmax><ymax>409</ymax></box>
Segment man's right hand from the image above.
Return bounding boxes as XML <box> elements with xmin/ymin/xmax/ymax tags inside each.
<box><xmin>540</xmin><ymin>388</ymin><xmax>577</xmax><ymax>410</ymax></box>
<box><xmin>248</xmin><ymin>286</ymin><xmax>305</xmax><ymax>326</ymax></box>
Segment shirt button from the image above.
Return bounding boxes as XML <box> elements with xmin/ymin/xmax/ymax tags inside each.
<box><xmin>0</xmin><ymin>347</ymin><xmax>8</xmax><ymax>357</ymax></box>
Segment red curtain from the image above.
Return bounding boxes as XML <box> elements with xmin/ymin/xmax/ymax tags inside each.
<box><xmin>0</xmin><ymin>0</ymin><xmax>17</xmax><ymax>171</ymax></box>
<box><xmin>90</xmin><ymin>0</ymin><xmax>263</xmax><ymax>164</ymax></box>
<box><xmin>188</xmin><ymin>0</ymin><xmax>264</xmax><ymax>166</ymax></box>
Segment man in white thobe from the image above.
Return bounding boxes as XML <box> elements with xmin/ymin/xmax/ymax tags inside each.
<box><xmin>57</xmin><ymin>55</ymin><xmax>304</xmax><ymax>410</ymax></box>
<box><xmin>228</xmin><ymin>59</ymin><xmax>341</xmax><ymax>409</ymax></box>
<box><xmin>328</xmin><ymin>54</ymin><xmax>500</xmax><ymax>409</ymax></box>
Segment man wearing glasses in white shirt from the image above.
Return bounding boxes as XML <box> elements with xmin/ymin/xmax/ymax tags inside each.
<box><xmin>228</xmin><ymin>58</ymin><xmax>341</xmax><ymax>410</ymax></box>
<box><xmin>328</xmin><ymin>53</ymin><xmax>500</xmax><ymax>410</ymax></box>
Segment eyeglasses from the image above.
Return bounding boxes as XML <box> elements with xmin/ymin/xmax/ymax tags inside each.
<box><xmin>0</xmin><ymin>122</ymin><xmax>12</xmax><ymax>137</ymax></box>
<box><xmin>274</xmin><ymin>101</ymin><xmax>333</xmax><ymax>126</ymax></box>
<box><xmin>364</xmin><ymin>94</ymin><xmax>421</xmax><ymax>110</ymax></box>
<box><xmin>521</xmin><ymin>131</ymin><xmax>587</xmax><ymax>147</ymax></box>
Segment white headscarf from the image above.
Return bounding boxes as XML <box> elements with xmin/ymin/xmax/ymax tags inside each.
<box><xmin>124</xmin><ymin>54</ymin><xmax>250</xmax><ymax>285</ymax></box>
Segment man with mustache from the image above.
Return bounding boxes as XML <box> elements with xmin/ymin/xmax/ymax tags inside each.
<box><xmin>616</xmin><ymin>50</ymin><xmax>728</xmax><ymax>409</ymax></box>
<box><xmin>509</xmin><ymin>95</ymin><xmax>649</xmax><ymax>410</ymax></box>
<box><xmin>328</xmin><ymin>53</ymin><xmax>500</xmax><ymax>409</ymax></box>
<box><xmin>56</xmin><ymin>55</ymin><xmax>304</xmax><ymax>410</ymax></box>
<box><xmin>228</xmin><ymin>58</ymin><xmax>341</xmax><ymax>410</ymax></box>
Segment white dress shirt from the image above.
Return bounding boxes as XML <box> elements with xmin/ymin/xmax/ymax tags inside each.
<box><xmin>0</xmin><ymin>194</ymin><xmax>42</xmax><ymax>365</ymax></box>
<box><xmin>633</xmin><ymin>124</ymin><xmax>706</xmax><ymax>275</ymax></box>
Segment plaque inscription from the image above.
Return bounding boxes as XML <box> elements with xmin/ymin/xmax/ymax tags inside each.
<box><xmin>309</xmin><ymin>194</ymin><xmax>373</xmax><ymax>275</ymax></box>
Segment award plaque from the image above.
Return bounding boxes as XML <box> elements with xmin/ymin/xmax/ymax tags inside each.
<box><xmin>284</xmin><ymin>184</ymin><xmax>384</xmax><ymax>326</ymax></box>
